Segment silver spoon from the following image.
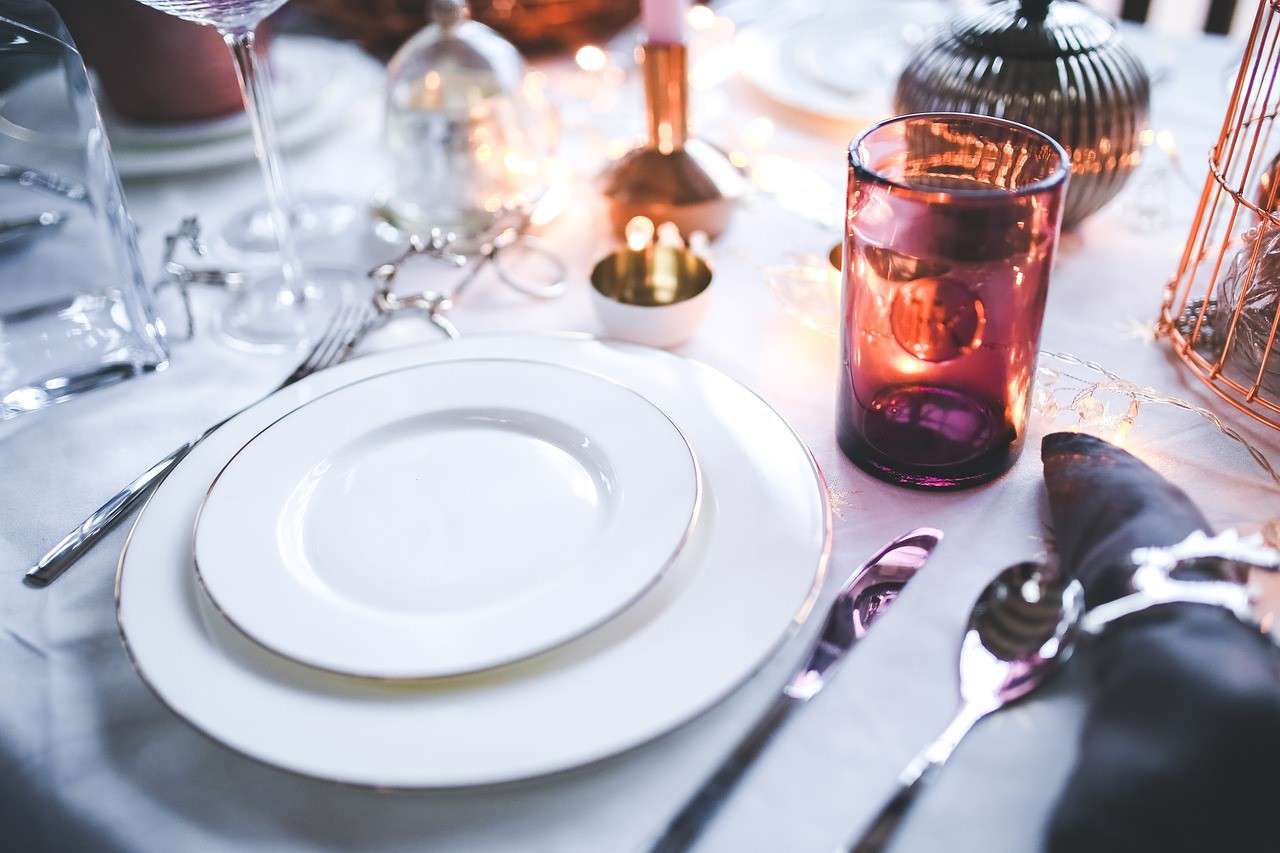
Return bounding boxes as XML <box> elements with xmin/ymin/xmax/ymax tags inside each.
<box><xmin>845</xmin><ymin>562</ymin><xmax>1084</xmax><ymax>853</ymax></box>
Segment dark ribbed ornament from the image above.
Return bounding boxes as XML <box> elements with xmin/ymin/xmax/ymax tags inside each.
<box><xmin>895</xmin><ymin>0</ymin><xmax>1150</xmax><ymax>227</ymax></box>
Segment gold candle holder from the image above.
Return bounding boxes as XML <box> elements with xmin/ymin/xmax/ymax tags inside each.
<box><xmin>602</xmin><ymin>42</ymin><xmax>745</xmax><ymax>240</ymax></box>
<box><xmin>591</xmin><ymin>244</ymin><xmax>712</xmax><ymax>306</ymax></box>
<box><xmin>588</xmin><ymin>218</ymin><xmax>714</xmax><ymax>348</ymax></box>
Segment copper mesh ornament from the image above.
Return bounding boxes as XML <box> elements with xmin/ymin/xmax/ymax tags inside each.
<box><xmin>1159</xmin><ymin>0</ymin><xmax>1280</xmax><ymax>430</ymax></box>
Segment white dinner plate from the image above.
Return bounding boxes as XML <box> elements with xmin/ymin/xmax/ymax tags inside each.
<box><xmin>194</xmin><ymin>358</ymin><xmax>701</xmax><ymax>680</ymax></box>
<box><xmin>116</xmin><ymin>335</ymin><xmax>829</xmax><ymax>788</ymax></box>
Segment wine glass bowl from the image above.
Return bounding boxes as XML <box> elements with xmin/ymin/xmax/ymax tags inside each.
<box><xmin>132</xmin><ymin>0</ymin><xmax>288</xmax><ymax>30</ymax></box>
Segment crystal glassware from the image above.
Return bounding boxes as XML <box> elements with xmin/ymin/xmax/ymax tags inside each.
<box><xmin>837</xmin><ymin>113</ymin><xmax>1069</xmax><ymax>489</ymax></box>
<box><xmin>1</xmin><ymin>1</ymin><xmax>168</xmax><ymax>420</ymax></box>
<box><xmin>221</xmin><ymin>192</ymin><xmax>362</xmax><ymax>254</ymax></box>
<box><xmin>130</xmin><ymin>0</ymin><xmax>363</xmax><ymax>350</ymax></box>
<box><xmin>378</xmin><ymin>0</ymin><xmax>555</xmax><ymax>255</ymax></box>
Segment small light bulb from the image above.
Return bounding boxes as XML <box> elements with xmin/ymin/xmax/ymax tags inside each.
<box><xmin>625</xmin><ymin>216</ymin><xmax>655</xmax><ymax>251</ymax></box>
<box><xmin>656</xmin><ymin>221</ymin><xmax>684</xmax><ymax>249</ymax></box>
<box><xmin>687</xmin><ymin>4</ymin><xmax>716</xmax><ymax>31</ymax></box>
<box><xmin>575</xmin><ymin>45</ymin><xmax>607</xmax><ymax>73</ymax></box>
<box><xmin>1074</xmin><ymin>395</ymin><xmax>1105</xmax><ymax>423</ymax></box>
<box><xmin>688</xmin><ymin>231</ymin><xmax>711</xmax><ymax>257</ymax></box>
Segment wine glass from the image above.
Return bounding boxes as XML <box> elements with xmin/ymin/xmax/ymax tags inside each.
<box><xmin>130</xmin><ymin>0</ymin><xmax>364</xmax><ymax>349</ymax></box>
<box><xmin>222</xmin><ymin>192</ymin><xmax>362</xmax><ymax>254</ymax></box>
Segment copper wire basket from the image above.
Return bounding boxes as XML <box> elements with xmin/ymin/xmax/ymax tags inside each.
<box><xmin>1159</xmin><ymin>0</ymin><xmax>1280</xmax><ymax>431</ymax></box>
<box><xmin>299</xmin><ymin>0</ymin><xmax>639</xmax><ymax>55</ymax></box>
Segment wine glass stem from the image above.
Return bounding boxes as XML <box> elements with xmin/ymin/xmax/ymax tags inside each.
<box><xmin>221</xmin><ymin>28</ymin><xmax>305</xmax><ymax>302</ymax></box>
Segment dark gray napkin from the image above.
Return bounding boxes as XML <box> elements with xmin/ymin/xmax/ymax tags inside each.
<box><xmin>1042</xmin><ymin>432</ymin><xmax>1280</xmax><ymax>853</ymax></box>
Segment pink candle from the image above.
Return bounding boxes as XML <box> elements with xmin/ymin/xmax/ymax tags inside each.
<box><xmin>643</xmin><ymin>0</ymin><xmax>689</xmax><ymax>44</ymax></box>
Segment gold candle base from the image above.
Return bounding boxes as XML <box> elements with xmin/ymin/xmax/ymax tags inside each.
<box><xmin>603</xmin><ymin>43</ymin><xmax>745</xmax><ymax>240</ymax></box>
<box><xmin>589</xmin><ymin>244</ymin><xmax>714</xmax><ymax>348</ymax></box>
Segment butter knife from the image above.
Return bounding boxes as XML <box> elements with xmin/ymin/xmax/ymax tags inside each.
<box><xmin>648</xmin><ymin>527</ymin><xmax>944</xmax><ymax>853</ymax></box>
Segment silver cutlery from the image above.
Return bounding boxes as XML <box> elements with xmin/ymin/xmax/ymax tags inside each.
<box><xmin>844</xmin><ymin>562</ymin><xmax>1085</xmax><ymax>853</ymax></box>
<box><xmin>0</xmin><ymin>210</ymin><xmax>67</xmax><ymax>250</ymax></box>
<box><xmin>24</xmin><ymin>299</ymin><xmax>378</xmax><ymax>588</ymax></box>
<box><xmin>648</xmin><ymin>527</ymin><xmax>944</xmax><ymax>853</ymax></box>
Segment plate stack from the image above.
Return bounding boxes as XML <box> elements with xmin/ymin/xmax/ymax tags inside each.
<box><xmin>117</xmin><ymin>334</ymin><xmax>830</xmax><ymax>787</ymax></box>
<box><xmin>99</xmin><ymin>37</ymin><xmax>381</xmax><ymax>178</ymax></box>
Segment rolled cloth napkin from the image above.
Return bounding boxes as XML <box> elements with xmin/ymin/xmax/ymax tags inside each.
<box><xmin>1041</xmin><ymin>431</ymin><xmax>1280</xmax><ymax>853</ymax></box>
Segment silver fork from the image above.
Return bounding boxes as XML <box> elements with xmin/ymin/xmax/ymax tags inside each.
<box><xmin>24</xmin><ymin>299</ymin><xmax>379</xmax><ymax>588</ymax></box>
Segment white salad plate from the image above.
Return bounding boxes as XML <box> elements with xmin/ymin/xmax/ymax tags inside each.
<box><xmin>193</xmin><ymin>358</ymin><xmax>701</xmax><ymax>680</ymax></box>
<box><xmin>116</xmin><ymin>335</ymin><xmax>829</xmax><ymax>789</ymax></box>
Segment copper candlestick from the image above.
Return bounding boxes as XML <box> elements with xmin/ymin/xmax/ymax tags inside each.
<box><xmin>603</xmin><ymin>42</ymin><xmax>744</xmax><ymax>240</ymax></box>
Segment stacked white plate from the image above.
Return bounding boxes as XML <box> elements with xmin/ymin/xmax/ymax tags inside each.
<box><xmin>117</xmin><ymin>334</ymin><xmax>829</xmax><ymax>788</ymax></box>
<box><xmin>101</xmin><ymin>37</ymin><xmax>382</xmax><ymax>179</ymax></box>
<box><xmin>731</xmin><ymin>1</ymin><xmax>950</xmax><ymax>124</ymax></box>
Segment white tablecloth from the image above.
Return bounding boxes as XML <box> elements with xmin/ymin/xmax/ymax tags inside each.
<box><xmin>3</xmin><ymin>13</ymin><xmax>1278</xmax><ymax>853</ymax></box>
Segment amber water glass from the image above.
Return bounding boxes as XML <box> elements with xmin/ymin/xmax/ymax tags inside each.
<box><xmin>837</xmin><ymin>113</ymin><xmax>1069</xmax><ymax>489</ymax></box>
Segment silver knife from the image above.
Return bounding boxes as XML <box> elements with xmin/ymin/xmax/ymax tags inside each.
<box><xmin>647</xmin><ymin>527</ymin><xmax>944</xmax><ymax>853</ymax></box>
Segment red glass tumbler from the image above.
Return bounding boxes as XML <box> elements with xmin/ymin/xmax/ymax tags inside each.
<box><xmin>837</xmin><ymin>113</ymin><xmax>1069</xmax><ymax>488</ymax></box>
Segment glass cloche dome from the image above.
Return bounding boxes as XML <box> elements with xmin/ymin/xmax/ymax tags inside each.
<box><xmin>379</xmin><ymin>0</ymin><xmax>554</xmax><ymax>253</ymax></box>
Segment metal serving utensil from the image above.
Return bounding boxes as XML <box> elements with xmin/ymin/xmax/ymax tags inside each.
<box><xmin>649</xmin><ymin>527</ymin><xmax>944</xmax><ymax>853</ymax></box>
<box><xmin>371</xmin><ymin>203</ymin><xmax>567</xmax><ymax>302</ymax></box>
<box><xmin>845</xmin><ymin>562</ymin><xmax>1084</xmax><ymax>853</ymax></box>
